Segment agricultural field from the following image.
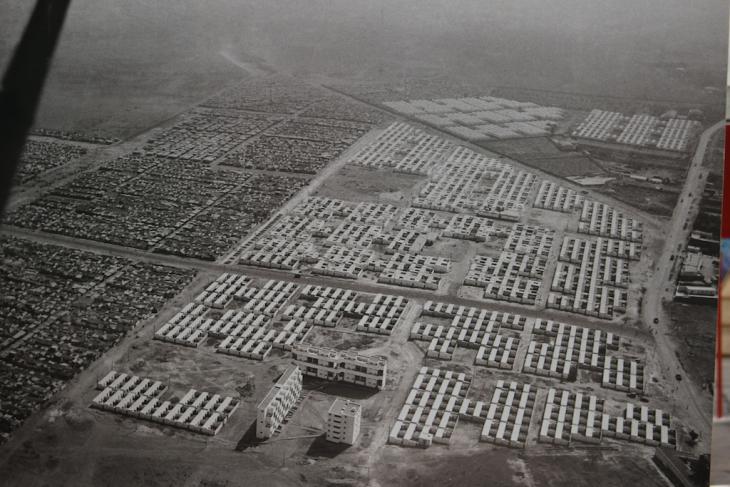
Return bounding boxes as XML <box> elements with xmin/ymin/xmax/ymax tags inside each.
<box><xmin>595</xmin><ymin>182</ymin><xmax>680</xmax><ymax>217</ymax></box>
<box><xmin>521</xmin><ymin>156</ymin><xmax>606</xmax><ymax>179</ymax></box>
<box><xmin>478</xmin><ymin>137</ymin><xmax>565</xmax><ymax>160</ymax></box>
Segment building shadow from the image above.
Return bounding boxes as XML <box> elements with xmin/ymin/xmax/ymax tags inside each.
<box><xmin>305</xmin><ymin>433</ymin><xmax>350</xmax><ymax>458</ymax></box>
<box><xmin>302</xmin><ymin>377</ymin><xmax>378</xmax><ymax>400</ymax></box>
<box><xmin>234</xmin><ymin>420</ymin><xmax>265</xmax><ymax>451</ymax></box>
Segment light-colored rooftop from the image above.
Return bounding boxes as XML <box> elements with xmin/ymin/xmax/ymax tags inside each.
<box><xmin>328</xmin><ymin>398</ymin><xmax>362</xmax><ymax>417</ymax></box>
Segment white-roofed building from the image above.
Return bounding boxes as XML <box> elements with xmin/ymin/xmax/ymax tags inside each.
<box><xmin>326</xmin><ymin>399</ymin><xmax>362</xmax><ymax>445</ymax></box>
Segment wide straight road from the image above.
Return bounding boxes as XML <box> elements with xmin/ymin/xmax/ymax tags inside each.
<box><xmin>641</xmin><ymin>119</ymin><xmax>724</xmax><ymax>435</ymax></box>
<box><xmin>1</xmin><ymin>224</ymin><xmax>649</xmax><ymax>342</ymax></box>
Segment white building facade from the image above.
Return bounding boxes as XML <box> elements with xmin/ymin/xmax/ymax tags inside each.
<box><xmin>291</xmin><ymin>344</ymin><xmax>387</xmax><ymax>390</ymax></box>
<box><xmin>256</xmin><ymin>365</ymin><xmax>303</xmax><ymax>439</ymax></box>
<box><xmin>326</xmin><ymin>398</ymin><xmax>362</xmax><ymax>445</ymax></box>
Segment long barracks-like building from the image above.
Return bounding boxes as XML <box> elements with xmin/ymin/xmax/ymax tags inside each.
<box><xmin>291</xmin><ymin>343</ymin><xmax>387</xmax><ymax>390</ymax></box>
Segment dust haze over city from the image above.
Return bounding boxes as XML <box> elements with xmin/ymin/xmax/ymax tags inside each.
<box><xmin>0</xmin><ymin>0</ymin><xmax>727</xmax><ymax>486</ymax></box>
<box><xmin>1</xmin><ymin>0</ymin><xmax>726</xmax><ymax>137</ymax></box>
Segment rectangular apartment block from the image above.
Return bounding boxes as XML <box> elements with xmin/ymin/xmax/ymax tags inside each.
<box><xmin>256</xmin><ymin>365</ymin><xmax>303</xmax><ymax>439</ymax></box>
<box><xmin>326</xmin><ymin>398</ymin><xmax>362</xmax><ymax>445</ymax></box>
<box><xmin>291</xmin><ymin>344</ymin><xmax>387</xmax><ymax>390</ymax></box>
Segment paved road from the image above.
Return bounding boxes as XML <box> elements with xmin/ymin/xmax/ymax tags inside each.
<box><xmin>1</xmin><ymin>225</ymin><xmax>650</xmax><ymax>342</ymax></box>
<box><xmin>641</xmin><ymin>119</ymin><xmax>724</xmax><ymax>437</ymax></box>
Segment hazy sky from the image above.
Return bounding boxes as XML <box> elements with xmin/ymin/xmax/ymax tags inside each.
<box><xmin>2</xmin><ymin>0</ymin><xmax>726</xmax><ymax>75</ymax></box>
<box><xmin>0</xmin><ymin>0</ymin><xmax>727</xmax><ymax>135</ymax></box>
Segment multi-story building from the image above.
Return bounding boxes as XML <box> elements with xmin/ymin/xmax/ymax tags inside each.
<box><xmin>326</xmin><ymin>398</ymin><xmax>362</xmax><ymax>445</ymax></box>
<box><xmin>291</xmin><ymin>344</ymin><xmax>387</xmax><ymax>390</ymax></box>
<box><xmin>256</xmin><ymin>365</ymin><xmax>303</xmax><ymax>439</ymax></box>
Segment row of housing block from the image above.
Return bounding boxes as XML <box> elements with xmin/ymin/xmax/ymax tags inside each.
<box><xmin>155</xmin><ymin>275</ymin><xmax>411</xmax><ymax>362</ymax></box>
<box><xmin>236</xmin><ymin>189</ymin><xmax>456</xmax><ymax>287</ymax></box>
<box><xmin>540</xmin><ymin>390</ymin><xmax>675</xmax><ymax>447</ymax></box>
<box><xmin>600</xmin><ymin>402</ymin><xmax>675</xmax><ymax>447</ymax></box>
<box><xmin>578</xmin><ymin>201</ymin><xmax>643</xmax><ymax>242</ymax></box>
<box><xmin>92</xmin><ymin>371</ymin><xmax>239</xmax><ymax>436</ymax></box>
<box><xmin>291</xmin><ymin>344</ymin><xmax>387</xmax><ymax>390</ymax></box>
<box><xmin>533</xmin><ymin>181</ymin><xmax>584</xmax><ymax>213</ymax></box>
<box><xmin>256</xmin><ymin>366</ymin><xmax>303</xmax><ymax>439</ymax></box>
<box><xmin>283</xmin><ymin>286</ymin><xmax>409</xmax><ymax>335</ymax></box>
<box><xmin>602</xmin><ymin>356</ymin><xmax>645</xmax><ymax>393</ymax></box>
<box><xmin>410</xmin><ymin>321</ymin><xmax>519</xmax><ymax>369</ymax></box>
<box><xmin>155</xmin><ymin>274</ymin><xmax>309</xmax><ymax>361</ymax></box>
<box><xmin>493</xmin><ymin>386</ymin><xmax>667</xmax><ymax>450</ymax></box>
<box><xmin>389</xmin><ymin>370</ymin><xmax>539</xmax><ymax>450</ymax></box>
<box><xmin>464</xmin><ymin>224</ymin><xmax>554</xmax><ymax>305</ymax></box>
<box><xmin>548</xmin><ymin>235</ymin><xmax>630</xmax><ymax>319</ymax></box>
<box><xmin>480</xmin><ymin>381</ymin><xmax>536</xmax><ymax>449</ymax></box>
<box><xmin>414</xmin><ymin>301</ymin><xmax>527</xmax><ymax>366</ymax></box>
<box><xmin>572</xmin><ymin>109</ymin><xmax>699</xmax><ymax>153</ymax></box>
<box><xmin>389</xmin><ymin>367</ymin><xmax>476</xmax><ymax>447</ymax></box>
<box><xmin>348</xmin><ymin>122</ymin><xmax>455</xmax><ymax>176</ymax></box>
<box><xmin>522</xmin><ymin>319</ymin><xmax>620</xmax><ymax>380</ymax></box>
<box><xmin>539</xmin><ymin>388</ymin><xmax>604</xmax><ymax>445</ymax></box>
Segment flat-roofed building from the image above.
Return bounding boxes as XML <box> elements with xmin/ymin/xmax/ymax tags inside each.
<box><xmin>256</xmin><ymin>365</ymin><xmax>303</xmax><ymax>439</ymax></box>
<box><xmin>326</xmin><ymin>399</ymin><xmax>362</xmax><ymax>445</ymax></box>
<box><xmin>292</xmin><ymin>344</ymin><xmax>387</xmax><ymax>390</ymax></box>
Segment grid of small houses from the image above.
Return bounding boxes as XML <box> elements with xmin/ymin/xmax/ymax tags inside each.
<box><xmin>382</xmin><ymin>96</ymin><xmax>565</xmax><ymax>142</ymax></box>
<box><xmin>226</xmin><ymin>121</ymin><xmax>645</xmax><ymax>318</ymax></box>
<box><xmin>533</xmin><ymin>181</ymin><xmax>585</xmax><ymax>213</ymax></box>
<box><xmin>388</xmin><ymin>369</ymin><xmax>538</xmax><ymax>449</ymax></box>
<box><xmin>408</xmin><ymin>303</ymin><xmax>645</xmax><ymax>394</ymax></box>
<box><xmin>90</xmin><ymin>113</ymin><xmax>665</xmax><ymax>451</ymax></box>
<box><xmin>410</xmin><ymin>300</ymin><xmax>527</xmax><ymax>368</ymax></box>
<box><xmin>547</xmin><ymin>235</ymin><xmax>641</xmax><ymax>319</ymax></box>
<box><xmin>137</xmin><ymin>271</ymin><xmax>399</xmax><ymax>441</ymax></box>
<box><xmin>233</xmin><ymin>192</ymin><xmax>562</xmax><ymax>302</ymax></box>
<box><xmin>531</xmin><ymin>182</ymin><xmax>643</xmax><ymax>320</ymax></box>
<box><xmin>539</xmin><ymin>388</ymin><xmax>676</xmax><ymax>447</ymax></box>
<box><xmin>387</xmin><ymin>298</ymin><xmax>667</xmax><ymax>450</ymax></box>
<box><xmin>462</xmin><ymin>223</ymin><xmax>555</xmax><ymax>305</ymax></box>
<box><xmin>100</xmin><ymin>276</ymin><xmax>666</xmax><ymax>450</ymax></box>
<box><xmin>153</xmin><ymin>272</ymin><xmax>412</xmax><ymax>360</ymax></box>
<box><xmin>230</xmin><ymin>196</ymin><xmax>452</xmax><ymax>291</ymax></box>
<box><xmin>572</xmin><ymin>109</ymin><xmax>701</xmax><ymax>153</ymax></box>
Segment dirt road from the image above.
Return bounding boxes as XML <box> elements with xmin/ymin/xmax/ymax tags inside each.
<box><xmin>641</xmin><ymin>119</ymin><xmax>724</xmax><ymax>439</ymax></box>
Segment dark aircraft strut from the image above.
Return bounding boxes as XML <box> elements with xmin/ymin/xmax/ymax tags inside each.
<box><xmin>0</xmin><ymin>0</ymin><xmax>71</xmax><ymax>216</ymax></box>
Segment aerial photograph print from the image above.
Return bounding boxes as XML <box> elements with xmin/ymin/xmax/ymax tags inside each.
<box><xmin>0</xmin><ymin>1</ymin><xmax>727</xmax><ymax>486</ymax></box>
